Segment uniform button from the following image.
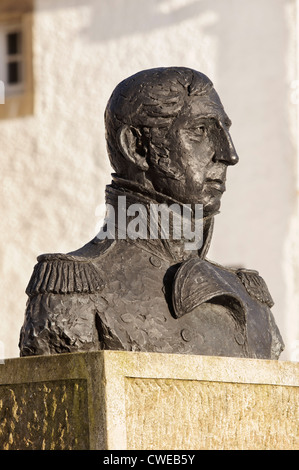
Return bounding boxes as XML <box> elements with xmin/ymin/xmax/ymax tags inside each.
<box><xmin>156</xmin><ymin>315</ymin><xmax>167</xmax><ymax>324</ymax></box>
<box><xmin>121</xmin><ymin>313</ymin><xmax>133</xmax><ymax>323</ymax></box>
<box><xmin>149</xmin><ymin>255</ymin><xmax>162</xmax><ymax>268</ymax></box>
<box><xmin>235</xmin><ymin>332</ymin><xmax>245</xmax><ymax>345</ymax></box>
<box><xmin>181</xmin><ymin>329</ymin><xmax>192</xmax><ymax>342</ymax></box>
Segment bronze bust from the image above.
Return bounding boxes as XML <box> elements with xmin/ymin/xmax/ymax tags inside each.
<box><xmin>19</xmin><ymin>67</ymin><xmax>284</xmax><ymax>359</ymax></box>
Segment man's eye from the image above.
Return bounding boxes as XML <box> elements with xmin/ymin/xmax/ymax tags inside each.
<box><xmin>188</xmin><ymin>126</ymin><xmax>206</xmax><ymax>140</ymax></box>
<box><xmin>192</xmin><ymin>125</ymin><xmax>206</xmax><ymax>137</ymax></box>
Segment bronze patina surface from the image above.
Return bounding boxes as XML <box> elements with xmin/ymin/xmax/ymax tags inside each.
<box><xmin>19</xmin><ymin>67</ymin><xmax>284</xmax><ymax>359</ymax></box>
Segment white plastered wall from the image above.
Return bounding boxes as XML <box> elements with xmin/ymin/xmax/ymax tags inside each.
<box><xmin>0</xmin><ymin>0</ymin><xmax>298</xmax><ymax>360</ymax></box>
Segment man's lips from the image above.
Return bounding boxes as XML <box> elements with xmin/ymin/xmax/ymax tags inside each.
<box><xmin>205</xmin><ymin>178</ymin><xmax>226</xmax><ymax>193</ymax></box>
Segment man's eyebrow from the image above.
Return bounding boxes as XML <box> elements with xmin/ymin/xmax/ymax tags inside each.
<box><xmin>190</xmin><ymin>115</ymin><xmax>232</xmax><ymax>128</ymax></box>
<box><xmin>189</xmin><ymin>115</ymin><xmax>214</xmax><ymax>124</ymax></box>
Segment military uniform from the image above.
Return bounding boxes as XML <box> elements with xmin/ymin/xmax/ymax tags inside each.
<box><xmin>19</xmin><ymin>185</ymin><xmax>284</xmax><ymax>359</ymax></box>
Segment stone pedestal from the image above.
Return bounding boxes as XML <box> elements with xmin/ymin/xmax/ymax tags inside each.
<box><xmin>0</xmin><ymin>351</ymin><xmax>298</xmax><ymax>450</ymax></box>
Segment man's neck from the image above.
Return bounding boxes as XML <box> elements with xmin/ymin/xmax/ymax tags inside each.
<box><xmin>102</xmin><ymin>175</ymin><xmax>216</xmax><ymax>263</ymax></box>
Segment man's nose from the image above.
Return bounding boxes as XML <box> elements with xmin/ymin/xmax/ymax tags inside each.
<box><xmin>213</xmin><ymin>128</ymin><xmax>239</xmax><ymax>166</ymax></box>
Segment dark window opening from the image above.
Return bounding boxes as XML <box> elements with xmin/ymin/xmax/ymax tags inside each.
<box><xmin>7</xmin><ymin>61</ymin><xmax>21</xmax><ymax>84</ymax></box>
<box><xmin>6</xmin><ymin>32</ymin><xmax>21</xmax><ymax>55</ymax></box>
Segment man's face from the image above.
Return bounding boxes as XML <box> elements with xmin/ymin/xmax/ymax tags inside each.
<box><xmin>148</xmin><ymin>89</ymin><xmax>239</xmax><ymax>215</ymax></box>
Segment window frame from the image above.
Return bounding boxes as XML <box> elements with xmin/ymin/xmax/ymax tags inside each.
<box><xmin>0</xmin><ymin>23</ymin><xmax>24</xmax><ymax>94</ymax></box>
<box><xmin>0</xmin><ymin>4</ymin><xmax>33</xmax><ymax>119</ymax></box>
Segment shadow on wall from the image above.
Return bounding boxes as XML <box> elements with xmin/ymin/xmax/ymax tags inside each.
<box><xmin>39</xmin><ymin>0</ymin><xmax>213</xmax><ymax>41</ymax></box>
<box><xmin>38</xmin><ymin>0</ymin><xmax>293</xmax><ymax>135</ymax></box>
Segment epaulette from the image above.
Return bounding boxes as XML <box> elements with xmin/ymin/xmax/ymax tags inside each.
<box><xmin>26</xmin><ymin>253</ymin><xmax>104</xmax><ymax>298</ymax></box>
<box><xmin>236</xmin><ymin>268</ymin><xmax>274</xmax><ymax>308</ymax></box>
<box><xmin>172</xmin><ymin>258</ymin><xmax>247</xmax><ymax>320</ymax></box>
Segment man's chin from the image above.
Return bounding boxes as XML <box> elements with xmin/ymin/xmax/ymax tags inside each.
<box><xmin>203</xmin><ymin>198</ymin><xmax>221</xmax><ymax>217</ymax></box>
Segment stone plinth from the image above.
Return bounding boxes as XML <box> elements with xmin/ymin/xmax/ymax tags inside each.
<box><xmin>0</xmin><ymin>351</ymin><xmax>298</xmax><ymax>450</ymax></box>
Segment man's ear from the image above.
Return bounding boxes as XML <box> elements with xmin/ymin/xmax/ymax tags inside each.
<box><xmin>118</xmin><ymin>125</ymin><xmax>149</xmax><ymax>171</ymax></box>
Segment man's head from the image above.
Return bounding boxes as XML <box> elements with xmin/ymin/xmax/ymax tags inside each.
<box><xmin>105</xmin><ymin>67</ymin><xmax>238</xmax><ymax>215</ymax></box>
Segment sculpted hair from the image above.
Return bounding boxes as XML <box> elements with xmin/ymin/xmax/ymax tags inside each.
<box><xmin>104</xmin><ymin>67</ymin><xmax>214</xmax><ymax>178</ymax></box>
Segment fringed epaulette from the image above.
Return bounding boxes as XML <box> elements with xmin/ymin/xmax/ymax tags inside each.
<box><xmin>26</xmin><ymin>253</ymin><xmax>104</xmax><ymax>298</ymax></box>
<box><xmin>236</xmin><ymin>268</ymin><xmax>274</xmax><ymax>308</ymax></box>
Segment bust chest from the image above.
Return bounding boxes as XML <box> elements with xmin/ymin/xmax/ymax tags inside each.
<box><xmin>94</xmin><ymin>246</ymin><xmax>254</xmax><ymax>357</ymax></box>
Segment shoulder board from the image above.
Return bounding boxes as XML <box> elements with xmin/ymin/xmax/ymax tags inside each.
<box><xmin>172</xmin><ymin>258</ymin><xmax>247</xmax><ymax>319</ymax></box>
<box><xmin>236</xmin><ymin>268</ymin><xmax>274</xmax><ymax>308</ymax></box>
<box><xmin>26</xmin><ymin>253</ymin><xmax>104</xmax><ymax>298</ymax></box>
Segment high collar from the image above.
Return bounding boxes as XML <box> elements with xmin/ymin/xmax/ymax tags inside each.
<box><xmin>103</xmin><ymin>175</ymin><xmax>216</xmax><ymax>263</ymax></box>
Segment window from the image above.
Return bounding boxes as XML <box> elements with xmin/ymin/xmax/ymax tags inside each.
<box><xmin>0</xmin><ymin>0</ymin><xmax>33</xmax><ymax>119</ymax></box>
<box><xmin>0</xmin><ymin>25</ymin><xmax>24</xmax><ymax>94</ymax></box>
